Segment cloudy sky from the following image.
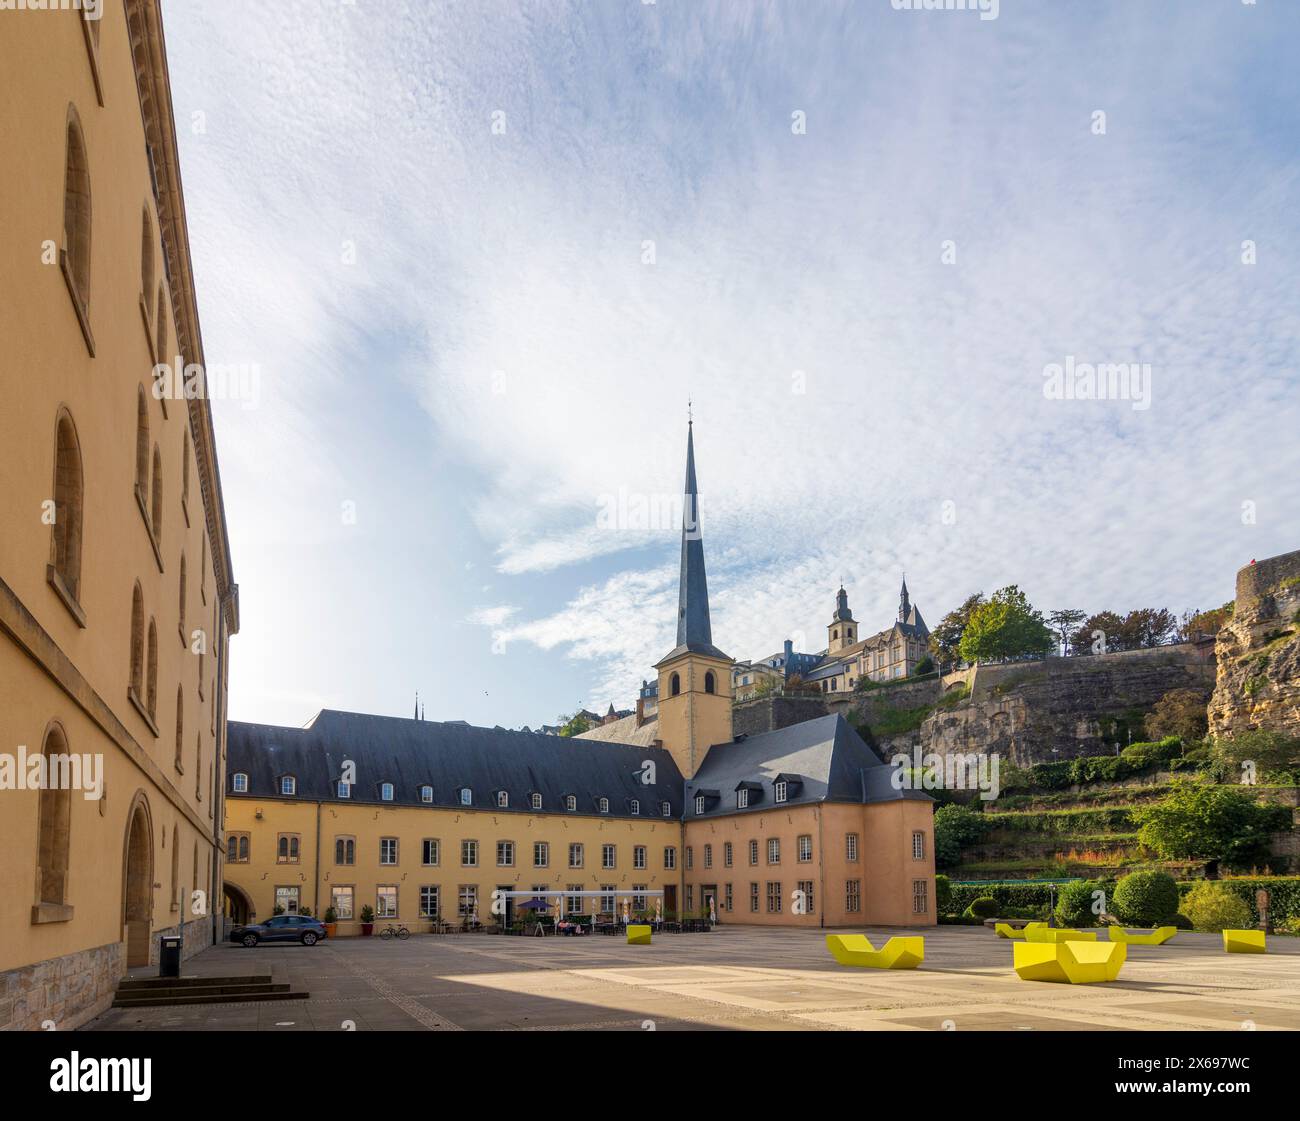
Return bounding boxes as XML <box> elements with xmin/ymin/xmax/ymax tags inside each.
<box><xmin>163</xmin><ymin>0</ymin><xmax>1300</xmax><ymax>731</ymax></box>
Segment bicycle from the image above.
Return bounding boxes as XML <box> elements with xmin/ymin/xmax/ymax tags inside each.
<box><xmin>379</xmin><ymin>923</ymin><xmax>410</xmax><ymax>940</ymax></box>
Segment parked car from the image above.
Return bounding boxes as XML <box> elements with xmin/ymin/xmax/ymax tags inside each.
<box><xmin>230</xmin><ymin>914</ymin><xmax>327</xmax><ymax>947</ymax></box>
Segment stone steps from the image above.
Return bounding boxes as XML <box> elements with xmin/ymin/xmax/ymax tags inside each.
<box><xmin>112</xmin><ymin>975</ymin><xmax>308</xmax><ymax>1007</ymax></box>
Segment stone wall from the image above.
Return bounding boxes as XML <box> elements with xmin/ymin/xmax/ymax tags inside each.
<box><xmin>1209</xmin><ymin>549</ymin><xmax>1300</xmax><ymax>741</ymax></box>
<box><xmin>0</xmin><ymin>941</ymin><xmax>122</xmax><ymax>1032</ymax></box>
<box><xmin>732</xmin><ymin>694</ymin><xmax>828</xmax><ymax>737</ymax></box>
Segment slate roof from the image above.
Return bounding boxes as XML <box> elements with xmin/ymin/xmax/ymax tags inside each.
<box><xmin>226</xmin><ymin>710</ymin><xmax>683</xmax><ymax>818</ymax></box>
<box><xmin>684</xmin><ymin>713</ymin><xmax>931</xmax><ymax>819</ymax></box>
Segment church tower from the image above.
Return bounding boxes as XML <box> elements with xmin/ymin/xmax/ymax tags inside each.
<box><xmin>827</xmin><ymin>585</ymin><xmax>857</xmax><ymax>653</ymax></box>
<box><xmin>899</xmin><ymin>575</ymin><xmax>911</xmax><ymax>622</ymax></box>
<box><xmin>654</xmin><ymin>420</ymin><xmax>733</xmax><ymax>780</ymax></box>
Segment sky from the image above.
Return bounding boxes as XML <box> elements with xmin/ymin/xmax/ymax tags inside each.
<box><xmin>161</xmin><ymin>0</ymin><xmax>1300</xmax><ymax>732</ymax></box>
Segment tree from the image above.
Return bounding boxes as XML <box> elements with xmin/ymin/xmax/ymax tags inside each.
<box><xmin>1047</xmin><ymin>609</ymin><xmax>1085</xmax><ymax>656</ymax></box>
<box><xmin>932</xmin><ymin>804</ymin><xmax>987</xmax><ymax>870</ymax></box>
<box><xmin>1118</xmin><ymin>607</ymin><xmax>1177</xmax><ymax>649</ymax></box>
<box><xmin>913</xmin><ymin>654</ymin><xmax>935</xmax><ymax>676</ymax></box>
<box><xmin>957</xmin><ymin>585</ymin><xmax>1053</xmax><ymax>664</ymax></box>
<box><xmin>556</xmin><ymin>711</ymin><xmax>591</xmax><ymax>737</ymax></box>
<box><xmin>1071</xmin><ymin>611</ymin><xmax>1123</xmax><ymax>655</ymax></box>
<box><xmin>1180</xmin><ymin>882</ymin><xmax>1252</xmax><ymax>932</ymax></box>
<box><xmin>929</xmin><ymin>593</ymin><xmax>984</xmax><ymax>669</ymax></box>
<box><xmin>1133</xmin><ymin>779</ymin><xmax>1279</xmax><ymax>873</ymax></box>
<box><xmin>1144</xmin><ymin>687</ymin><xmax>1209</xmax><ymax>743</ymax></box>
<box><xmin>1112</xmin><ymin>871</ymin><xmax>1180</xmax><ymax>926</ymax></box>
<box><xmin>1179</xmin><ymin>602</ymin><xmax>1233</xmax><ymax>642</ymax></box>
<box><xmin>1214</xmin><ymin>729</ymin><xmax>1300</xmax><ymax>780</ymax></box>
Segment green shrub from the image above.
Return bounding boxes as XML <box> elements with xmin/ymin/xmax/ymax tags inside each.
<box><xmin>935</xmin><ymin>874</ymin><xmax>952</xmax><ymax>914</ymax></box>
<box><xmin>966</xmin><ymin>896</ymin><xmax>999</xmax><ymax>919</ymax></box>
<box><xmin>1181</xmin><ymin>882</ymin><xmax>1252</xmax><ymax>932</ymax></box>
<box><xmin>933</xmin><ymin>804</ymin><xmax>989</xmax><ymax>869</ymax></box>
<box><xmin>1055</xmin><ymin>879</ymin><xmax>1106</xmax><ymax>927</ymax></box>
<box><xmin>1113</xmin><ymin>871</ymin><xmax>1180</xmax><ymax>926</ymax></box>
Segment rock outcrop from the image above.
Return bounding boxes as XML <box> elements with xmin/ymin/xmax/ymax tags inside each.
<box><xmin>1208</xmin><ymin>549</ymin><xmax>1300</xmax><ymax>741</ymax></box>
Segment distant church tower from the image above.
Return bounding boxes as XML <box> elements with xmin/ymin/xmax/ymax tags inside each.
<box><xmin>827</xmin><ymin>585</ymin><xmax>857</xmax><ymax>653</ymax></box>
<box><xmin>899</xmin><ymin>575</ymin><xmax>911</xmax><ymax>622</ymax></box>
<box><xmin>654</xmin><ymin>419</ymin><xmax>733</xmax><ymax>780</ymax></box>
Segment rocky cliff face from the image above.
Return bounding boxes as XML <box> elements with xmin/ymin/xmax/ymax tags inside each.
<box><xmin>1209</xmin><ymin>550</ymin><xmax>1300</xmax><ymax>741</ymax></box>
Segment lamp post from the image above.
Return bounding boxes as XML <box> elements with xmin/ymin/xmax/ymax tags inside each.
<box><xmin>1047</xmin><ymin>883</ymin><xmax>1057</xmax><ymax>928</ymax></box>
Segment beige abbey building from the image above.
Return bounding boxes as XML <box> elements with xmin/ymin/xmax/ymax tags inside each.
<box><xmin>0</xmin><ymin>2</ymin><xmax>238</xmax><ymax>1031</ymax></box>
<box><xmin>225</xmin><ymin>424</ymin><xmax>935</xmax><ymax>934</ymax></box>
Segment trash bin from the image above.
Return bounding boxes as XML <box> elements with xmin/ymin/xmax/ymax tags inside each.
<box><xmin>159</xmin><ymin>934</ymin><xmax>182</xmax><ymax>978</ymax></box>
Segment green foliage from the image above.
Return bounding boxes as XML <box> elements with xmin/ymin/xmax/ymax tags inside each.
<box><xmin>958</xmin><ymin>585</ymin><xmax>1053</xmax><ymax>664</ymax></box>
<box><xmin>323</xmin><ymin>906</ymin><xmax>338</xmax><ymax>924</ymax></box>
<box><xmin>1145</xmin><ymin>688</ymin><xmax>1209</xmax><ymax>742</ymax></box>
<box><xmin>1070</xmin><ymin>607</ymin><xmax>1178</xmax><ymax>654</ymax></box>
<box><xmin>359</xmin><ymin>904</ymin><xmax>375</xmax><ymax>924</ymax></box>
<box><xmin>930</xmin><ymin>593</ymin><xmax>985</xmax><ymax>668</ymax></box>
<box><xmin>1134</xmin><ymin>780</ymin><xmax>1289</xmax><ymax>868</ymax></box>
<box><xmin>944</xmin><ymin>881</ymin><xmax>1055</xmax><ymax>916</ymax></box>
<box><xmin>934</xmin><ymin>874</ymin><xmax>951</xmax><ymax>913</ymax></box>
<box><xmin>556</xmin><ymin>711</ymin><xmax>592</xmax><ymax>737</ymax></box>
<box><xmin>272</xmin><ymin>904</ymin><xmax>285</xmax><ymax>916</ymax></box>
<box><xmin>913</xmin><ymin>654</ymin><xmax>935</xmax><ymax>676</ymax></box>
<box><xmin>870</xmin><ymin>702</ymin><xmax>934</xmax><ymax>736</ymax></box>
<box><xmin>933</xmin><ymin>804</ymin><xmax>989</xmax><ymax>869</ymax></box>
<box><xmin>1214</xmin><ymin>730</ymin><xmax>1300</xmax><ymax>780</ymax></box>
<box><xmin>1180</xmin><ymin>882</ymin><xmax>1252</xmax><ymax>932</ymax></box>
<box><xmin>1055</xmin><ymin>879</ymin><xmax>1107</xmax><ymax>927</ymax></box>
<box><xmin>1112</xmin><ymin>871</ymin><xmax>1181</xmax><ymax>926</ymax></box>
<box><xmin>965</xmin><ymin>896</ymin><xmax>999</xmax><ymax>919</ymax></box>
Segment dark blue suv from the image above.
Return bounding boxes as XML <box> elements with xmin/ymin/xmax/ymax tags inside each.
<box><xmin>230</xmin><ymin>914</ymin><xmax>327</xmax><ymax>947</ymax></box>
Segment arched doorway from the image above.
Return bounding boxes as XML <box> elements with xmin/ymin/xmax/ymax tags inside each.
<box><xmin>121</xmin><ymin>795</ymin><xmax>153</xmax><ymax>967</ymax></box>
<box><xmin>223</xmin><ymin>881</ymin><xmax>253</xmax><ymax>926</ymax></box>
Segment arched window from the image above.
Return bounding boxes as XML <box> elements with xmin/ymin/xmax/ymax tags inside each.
<box><xmin>178</xmin><ymin>553</ymin><xmax>187</xmax><ymax>636</ymax></box>
<box><xmin>129</xmin><ymin>583</ymin><xmax>144</xmax><ymax>697</ymax></box>
<box><xmin>630</xmin><ymin>799</ymin><xmax>640</xmax><ymax>815</ymax></box>
<box><xmin>496</xmin><ymin>790</ymin><xmax>509</xmax><ymax>808</ymax></box>
<box><xmin>459</xmin><ymin>787</ymin><xmax>472</xmax><ymax>806</ymax></box>
<box><xmin>530</xmin><ymin>792</ymin><xmax>542</xmax><ymax>810</ymax></box>
<box><xmin>597</xmin><ymin>797</ymin><xmax>609</xmax><ymax>814</ymax></box>
<box><xmin>380</xmin><ymin>782</ymin><xmax>394</xmax><ymax>801</ymax></box>
<box><xmin>155</xmin><ymin>282</ymin><xmax>168</xmax><ymax>363</ymax></box>
<box><xmin>146</xmin><ymin>618</ymin><xmax>158</xmax><ymax>719</ymax></box>
<box><xmin>150</xmin><ymin>444</ymin><xmax>163</xmax><ymax>539</ymax></box>
<box><xmin>174</xmin><ymin>686</ymin><xmax>183</xmax><ymax>769</ymax></box>
<box><xmin>49</xmin><ymin>409</ymin><xmax>84</xmax><ymax>604</ymax></box>
<box><xmin>670</xmin><ymin>672</ymin><xmax>681</xmax><ymax>697</ymax></box>
<box><xmin>35</xmin><ymin>723</ymin><xmax>73</xmax><ymax>911</ymax></box>
<box><xmin>62</xmin><ymin>105</ymin><xmax>91</xmax><ymax>318</ymax></box>
<box><xmin>135</xmin><ymin>386</ymin><xmax>149</xmax><ymax>499</ymax></box>
<box><xmin>704</xmin><ymin>671</ymin><xmax>715</xmax><ymax>695</ymax></box>
<box><xmin>231</xmin><ymin>772</ymin><xmax>248</xmax><ymax>793</ymax></box>
<box><xmin>141</xmin><ymin>208</ymin><xmax>154</xmax><ymax>310</ymax></box>
<box><xmin>565</xmin><ymin>794</ymin><xmax>577</xmax><ymax>812</ymax></box>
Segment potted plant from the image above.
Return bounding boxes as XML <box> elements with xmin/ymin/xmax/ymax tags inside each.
<box><xmin>272</xmin><ymin>904</ymin><xmax>286</xmax><ymax>916</ymax></box>
<box><xmin>359</xmin><ymin>904</ymin><xmax>375</xmax><ymax>936</ymax></box>
<box><xmin>323</xmin><ymin>906</ymin><xmax>338</xmax><ymax>938</ymax></box>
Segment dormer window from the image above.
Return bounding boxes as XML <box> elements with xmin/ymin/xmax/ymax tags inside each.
<box><xmin>337</xmin><ymin>780</ymin><xmax>351</xmax><ymax>798</ymax></box>
<box><xmin>232</xmin><ymin>772</ymin><xmax>248</xmax><ymax>793</ymax></box>
<box><xmin>774</xmin><ymin>780</ymin><xmax>788</xmax><ymax>803</ymax></box>
<box><xmin>661</xmin><ymin>801</ymin><xmax>671</xmax><ymax>817</ymax></box>
<box><xmin>459</xmin><ymin>787</ymin><xmax>472</xmax><ymax>806</ymax></box>
<box><xmin>737</xmin><ymin>788</ymin><xmax>749</xmax><ymax>809</ymax></box>
<box><xmin>597</xmin><ymin>797</ymin><xmax>609</xmax><ymax>814</ymax></box>
<box><xmin>496</xmin><ymin>790</ymin><xmax>509</xmax><ymax>809</ymax></box>
<box><xmin>531</xmin><ymin>792</ymin><xmax>543</xmax><ymax>810</ymax></box>
<box><xmin>420</xmin><ymin>785</ymin><xmax>433</xmax><ymax>803</ymax></box>
<box><xmin>694</xmin><ymin>795</ymin><xmax>705</xmax><ymax>815</ymax></box>
<box><xmin>380</xmin><ymin>782</ymin><xmax>394</xmax><ymax>801</ymax></box>
<box><xmin>280</xmin><ymin>775</ymin><xmax>296</xmax><ymax>796</ymax></box>
<box><xmin>630</xmin><ymin>799</ymin><xmax>640</xmax><ymax>815</ymax></box>
<box><xmin>565</xmin><ymin>794</ymin><xmax>577</xmax><ymax>812</ymax></box>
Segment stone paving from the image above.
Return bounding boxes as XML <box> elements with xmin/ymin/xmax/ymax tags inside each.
<box><xmin>83</xmin><ymin>925</ymin><xmax>1300</xmax><ymax>1032</ymax></box>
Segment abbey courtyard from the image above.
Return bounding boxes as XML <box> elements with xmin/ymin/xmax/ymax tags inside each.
<box><xmin>2</xmin><ymin>2</ymin><xmax>1299</xmax><ymax>1042</ymax></box>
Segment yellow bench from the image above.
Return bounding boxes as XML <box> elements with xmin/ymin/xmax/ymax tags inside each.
<box><xmin>626</xmin><ymin>924</ymin><xmax>652</xmax><ymax>945</ymax></box>
<box><xmin>825</xmin><ymin>934</ymin><xmax>924</xmax><ymax>970</ymax></box>
<box><xmin>1222</xmin><ymin>929</ymin><xmax>1266</xmax><ymax>954</ymax></box>
<box><xmin>1107</xmin><ymin>926</ymin><xmax>1176</xmax><ymax>945</ymax></box>
<box><xmin>995</xmin><ymin>922</ymin><xmax>1046</xmax><ymax>940</ymax></box>
<box><xmin>1014</xmin><ymin>940</ymin><xmax>1126</xmax><ymax>984</ymax></box>
<box><xmin>1025</xmin><ymin>927</ymin><xmax>1098</xmax><ymax>944</ymax></box>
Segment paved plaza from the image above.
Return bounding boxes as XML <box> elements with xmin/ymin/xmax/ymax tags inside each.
<box><xmin>83</xmin><ymin>925</ymin><xmax>1300</xmax><ymax>1032</ymax></box>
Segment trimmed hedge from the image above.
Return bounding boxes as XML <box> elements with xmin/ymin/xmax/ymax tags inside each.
<box><xmin>1113</xmin><ymin>871</ymin><xmax>1181</xmax><ymax>926</ymax></box>
<box><xmin>1000</xmin><ymin>738</ymin><xmax>1189</xmax><ymax>792</ymax></box>
<box><xmin>982</xmin><ymin>808</ymin><xmax>1137</xmax><ymax>835</ymax></box>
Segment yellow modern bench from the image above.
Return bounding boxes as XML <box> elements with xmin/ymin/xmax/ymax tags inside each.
<box><xmin>1014</xmin><ymin>940</ymin><xmax>1126</xmax><ymax>984</ymax></box>
<box><xmin>1025</xmin><ymin>927</ymin><xmax>1098</xmax><ymax>944</ymax></box>
<box><xmin>1107</xmin><ymin>926</ymin><xmax>1176</xmax><ymax>945</ymax></box>
<box><xmin>995</xmin><ymin>922</ymin><xmax>1046</xmax><ymax>940</ymax></box>
<box><xmin>1222</xmin><ymin>929</ymin><xmax>1266</xmax><ymax>954</ymax></box>
<box><xmin>826</xmin><ymin>934</ymin><xmax>924</xmax><ymax>970</ymax></box>
<box><xmin>626</xmin><ymin>924</ymin><xmax>651</xmax><ymax>945</ymax></box>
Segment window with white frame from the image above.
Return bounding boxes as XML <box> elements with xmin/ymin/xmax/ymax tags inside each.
<box><xmin>232</xmin><ymin>772</ymin><xmax>248</xmax><ymax>793</ymax></box>
<box><xmin>737</xmin><ymin>788</ymin><xmax>749</xmax><ymax>809</ymax></box>
<box><xmin>380</xmin><ymin>782</ymin><xmax>394</xmax><ymax>801</ymax></box>
<box><xmin>661</xmin><ymin>801</ymin><xmax>671</xmax><ymax>817</ymax></box>
<box><xmin>533</xmin><ymin>841</ymin><xmax>549</xmax><ymax>867</ymax></box>
<box><xmin>380</xmin><ymin>837</ymin><xmax>398</xmax><ymax>865</ymax></box>
<box><xmin>663</xmin><ymin>846</ymin><xmax>676</xmax><ymax>870</ymax></box>
<box><xmin>568</xmin><ymin>842</ymin><xmax>583</xmax><ymax>868</ymax></box>
<box><xmin>845</xmin><ymin>879</ymin><xmax>861</xmax><ymax>913</ymax></box>
<box><xmin>334</xmin><ymin>837</ymin><xmax>355</xmax><ymax>865</ymax></box>
<box><xmin>531</xmin><ymin>792</ymin><xmax>542</xmax><ymax>810</ymax></box>
<box><xmin>723</xmin><ymin>841</ymin><xmax>733</xmax><ymax>867</ymax></box>
<box><xmin>337</xmin><ymin>780</ymin><xmax>351</xmax><ymax>798</ymax></box>
<box><xmin>913</xmin><ymin>879</ymin><xmax>928</xmax><ymax>914</ymax></box>
<box><xmin>458</xmin><ymin>884</ymin><xmax>477</xmax><ymax>917</ymax></box>
<box><xmin>846</xmin><ymin>832</ymin><xmax>859</xmax><ymax>862</ymax></box>
<box><xmin>376</xmin><ymin>885</ymin><xmax>398</xmax><ymax>918</ymax></box>
<box><xmin>797</xmin><ymin>835</ymin><xmax>812</xmax><ymax>863</ymax></box>
<box><xmin>774</xmin><ymin>780</ymin><xmax>788</xmax><ymax>803</ymax></box>
<box><xmin>703</xmin><ymin>843</ymin><xmax>713</xmax><ymax>868</ymax></box>
<box><xmin>597</xmin><ymin>796</ymin><xmax>609</xmax><ymax>814</ymax></box>
<box><xmin>912</xmin><ymin>831</ymin><xmax>925</xmax><ymax>860</ymax></box>
<box><xmin>767</xmin><ymin>838</ymin><xmax>780</xmax><ymax>864</ymax></box>
<box><xmin>633</xmin><ymin>845</ymin><xmax>646</xmax><ymax>870</ymax></box>
<box><xmin>565</xmin><ymin>794</ymin><xmax>577</xmax><ymax>812</ymax></box>
<box><xmin>497</xmin><ymin>840</ymin><xmax>515</xmax><ymax>866</ymax></box>
<box><xmin>419</xmin><ymin>885</ymin><xmax>439</xmax><ymax>918</ymax></box>
<box><xmin>331</xmin><ymin>884</ymin><xmax>354</xmax><ymax>920</ymax></box>
<box><xmin>459</xmin><ymin>788</ymin><xmax>472</xmax><ymax>806</ymax></box>
<box><xmin>420</xmin><ymin>785</ymin><xmax>433</xmax><ymax>803</ymax></box>
<box><xmin>630</xmin><ymin>799</ymin><xmax>639</xmax><ymax>815</ymax></box>
<box><xmin>748</xmin><ymin>839</ymin><xmax>759</xmax><ymax>865</ymax></box>
<box><xmin>422</xmin><ymin>839</ymin><xmax>439</xmax><ymax>865</ymax></box>
<box><xmin>694</xmin><ymin>795</ymin><xmax>705</xmax><ymax>815</ymax></box>
<box><xmin>280</xmin><ymin>775</ymin><xmax>296</xmax><ymax>796</ymax></box>
<box><xmin>685</xmin><ymin>846</ymin><xmax>693</xmax><ymax>869</ymax></box>
<box><xmin>600</xmin><ymin>885</ymin><xmax>616</xmax><ymax>914</ymax></box>
<box><xmin>496</xmin><ymin>790</ymin><xmax>509</xmax><ymax>809</ymax></box>
<box><xmin>461</xmin><ymin>840</ymin><xmax>478</xmax><ymax>866</ymax></box>
<box><xmin>602</xmin><ymin>844</ymin><xmax>616</xmax><ymax>869</ymax></box>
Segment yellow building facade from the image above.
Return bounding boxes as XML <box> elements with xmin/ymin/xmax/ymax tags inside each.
<box><xmin>0</xmin><ymin>2</ymin><xmax>238</xmax><ymax>1030</ymax></box>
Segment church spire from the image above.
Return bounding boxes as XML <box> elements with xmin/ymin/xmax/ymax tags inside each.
<box><xmin>899</xmin><ymin>574</ymin><xmax>911</xmax><ymax>622</ymax></box>
<box><xmin>676</xmin><ymin>417</ymin><xmax>713</xmax><ymax>649</ymax></box>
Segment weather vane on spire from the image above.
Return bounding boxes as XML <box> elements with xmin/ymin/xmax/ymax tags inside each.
<box><xmin>688</xmin><ymin>397</ymin><xmax>693</xmax><ymax>425</ymax></box>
